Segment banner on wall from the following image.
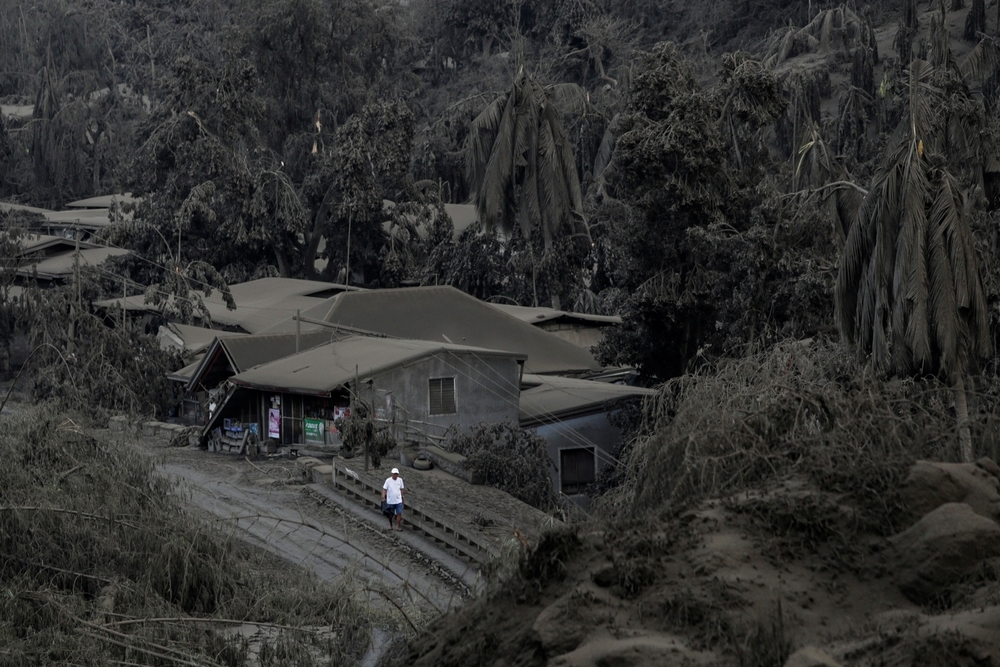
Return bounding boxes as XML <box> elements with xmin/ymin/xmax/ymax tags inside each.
<box><xmin>304</xmin><ymin>418</ymin><xmax>324</xmax><ymax>442</ymax></box>
<box><xmin>268</xmin><ymin>409</ymin><xmax>280</xmax><ymax>439</ymax></box>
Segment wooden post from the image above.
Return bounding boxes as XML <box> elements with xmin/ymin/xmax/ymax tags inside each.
<box><xmin>359</xmin><ymin>365</ymin><xmax>368</xmax><ymax>472</ymax></box>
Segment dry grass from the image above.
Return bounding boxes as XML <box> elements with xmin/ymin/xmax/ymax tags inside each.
<box><xmin>602</xmin><ymin>339</ymin><xmax>1000</xmax><ymax>537</ymax></box>
<box><xmin>0</xmin><ymin>403</ymin><xmax>373</xmax><ymax>666</ymax></box>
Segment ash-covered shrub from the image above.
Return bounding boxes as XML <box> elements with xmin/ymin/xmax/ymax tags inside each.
<box><xmin>25</xmin><ymin>281</ymin><xmax>183</xmax><ymax>421</ymax></box>
<box><xmin>0</xmin><ymin>404</ymin><xmax>371</xmax><ymax>666</ymax></box>
<box><xmin>602</xmin><ymin>339</ymin><xmax>1000</xmax><ymax>536</ymax></box>
<box><xmin>447</xmin><ymin>422</ymin><xmax>556</xmax><ymax>510</ymax></box>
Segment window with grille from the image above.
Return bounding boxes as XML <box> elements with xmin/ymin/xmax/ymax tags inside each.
<box><xmin>560</xmin><ymin>447</ymin><xmax>595</xmax><ymax>495</ymax></box>
<box><xmin>428</xmin><ymin>377</ymin><xmax>456</xmax><ymax>415</ymax></box>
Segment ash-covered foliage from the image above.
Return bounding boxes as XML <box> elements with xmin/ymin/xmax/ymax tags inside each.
<box><xmin>447</xmin><ymin>422</ymin><xmax>556</xmax><ymax>510</ymax></box>
<box><xmin>335</xmin><ymin>403</ymin><xmax>397</xmax><ymax>468</ymax></box>
<box><xmin>0</xmin><ymin>404</ymin><xmax>372</xmax><ymax>667</ymax></box>
<box><xmin>24</xmin><ymin>272</ymin><xmax>183</xmax><ymax>421</ymax></box>
<box><xmin>603</xmin><ymin>339</ymin><xmax>1000</xmax><ymax>536</ymax></box>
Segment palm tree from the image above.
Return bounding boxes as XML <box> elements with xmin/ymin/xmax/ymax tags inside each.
<box><xmin>836</xmin><ymin>59</ymin><xmax>990</xmax><ymax>462</ymax></box>
<box><xmin>466</xmin><ymin>67</ymin><xmax>587</xmax><ymax>308</ymax></box>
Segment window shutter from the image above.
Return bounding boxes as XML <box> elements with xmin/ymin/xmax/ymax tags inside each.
<box><xmin>429</xmin><ymin>377</ymin><xmax>456</xmax><ymax>415</ymax></box>
<box><xmin>560</xmin><ymin>448</ymin><xmax>596</xmax><ymax>495</ymax></box>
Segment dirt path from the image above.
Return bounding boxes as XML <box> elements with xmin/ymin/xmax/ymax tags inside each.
<box><xmin>142</xmin><ymin>442</ymin><xmax>472</xmax><ymax>618</ymax></box>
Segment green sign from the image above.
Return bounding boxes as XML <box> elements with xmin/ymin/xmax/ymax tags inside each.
<box><xmin>304</xmin><ymin>418</ymin><xmax>324</xmax><ymax>443</ymax></box>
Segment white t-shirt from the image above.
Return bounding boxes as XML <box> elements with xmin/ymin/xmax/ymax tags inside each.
<box><xmin>383</xmin><ymin>476</ymin><xmax>404</xmax><ymax>504</ymax></box>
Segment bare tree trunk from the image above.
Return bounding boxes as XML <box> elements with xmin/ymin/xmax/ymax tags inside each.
<box><xmin>302</xmin><ymin>188</ymin><xmax>334</xmax><ymax>279</ymax></box>
<box><xmin>274</xmin><ymin>248</ymin><xmax>291</xmax><ymax>277</ymax></box>
<box><xmin>953</xmin><ymin>374</ymin><xmax>973</xmax><ymax>462</ymax></box>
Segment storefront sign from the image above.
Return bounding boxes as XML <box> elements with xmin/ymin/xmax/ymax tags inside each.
<box><xmin>268</xmin><ymin>409</ymin><xmax>280</xmax><ymax>439</ymax></box>
<box><xmin>304</xmin><ymin>418</ymin><xmax>324</xmax><ymax>443</ymax></box>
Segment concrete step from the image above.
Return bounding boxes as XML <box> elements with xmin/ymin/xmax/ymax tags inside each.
<box><xmin>328</xmin><ymin>463</ymin><xmax>490</xmax><ymax>566</ymax></box>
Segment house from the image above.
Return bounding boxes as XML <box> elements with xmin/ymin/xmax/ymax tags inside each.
<box><xmin>95</xmin><ymin>276</ymin><xmax>361</xmax><ymax>334</ymax></box>
<box><xmin>262</xmin><ymin>285</ymin><xmax>602</xmax><ymax>375</ymax></box>
<box><xmin>17</xmin><ymin>246</ymin><xmax>129</xmax><ymax>283</ymax></box>
<box><xmin>173</xmin><ymin>328</ymin><xmax>347</xmax><ymax>422</ymax></box>
<box><xmin>14</xmin><ymin>234</ymin><xmax>101</xmax><ymax>258</ymax></box>
<box><xmin>0</xmin><ymin>224</ymin><xmax>128</xmax><ymax>288</ymax></box>
<box><xmin>489</xmin><ymin>304</ymin><xmax>621</xmax><ymax>349</ymax></box>
<box><xmin>519</xmin><ymin>374</ymin><xmax>656</xmax><ymax>505</ymax></box>
<box><xmin>1</xmin><ymin>196</ymin><xmax>124</xmax><ymax>241</ymax></box>
<box><xmin>203</xmin><ymin>335</ymin><xmax>525</xmax><ymax>448</ymax></box>
<box><xmin>197</xmin><ymin>277</ymin><xmax>361</xmax><ymax>333</ymax></box>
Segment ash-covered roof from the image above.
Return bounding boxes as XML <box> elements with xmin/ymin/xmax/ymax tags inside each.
<box><xmin>518</xmin><ymin>374</ymin><xmax>655</xmax><ymax>426</ymax></box>
<box><xmin>229</xmin><ymin>335</ymin><xmax>524</xmax><ymax>396</ymax></box>
<box><xmin>18</xmin><ymin>246</ymin><xmax>129</xmax><ymax>281</ymax></box>
<box><xmin>157</xmin><ymin>323</ymin><xmax>247</xmax><ymax>356</ymax></box>
<box><xmin>65</xmin><ymin>193</ymin><xmax>136</xmax><ymax>209</ymax></box>
<box><xmin>262</xmin><ymin>285</ymin><xmax>601</xmax><ymax>375</ymax></box>
<box><xmin>490</xmin><ymin>303</ymin><xmax>621</xmax><ymax>326</ymax></box>
<box><xmin>95</xmin><ymin>277</ymin><xmax>362</xmax><ymax>332</ymax></box>
<box><xmin>17</xmin><ymin>234</ymin><xmax>100</xmax><ymax>257</ymax></box>
<box><xmin>194</xmin><ymin>277</ymin><xmax>362</xmax><ymax>333</ymax></box>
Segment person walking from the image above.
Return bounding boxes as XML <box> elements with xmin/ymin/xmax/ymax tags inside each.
<box><xmin>381</xmin><ymin>467</ymin><xmax>405</xmax><ymax>531</ymax></box>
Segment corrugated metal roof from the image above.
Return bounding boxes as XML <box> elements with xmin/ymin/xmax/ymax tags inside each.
<box><xmin>158</xmin><ymin>323</ymin><xmax>247</xmax><ymax>355</ymax></box>
<box><xmin>519</xmin><ymin>374</ymin><xmax>655</xmax><ymax>426</ymax></box>
<box><xmin>199</xmin><ymin>277</ymin><xmax>361</xmax><ymax>333</ymax></box>
<box><xmin>0</xmin><ymin>201</ymin><xmax>52</xmax><ymax>215</ymax></box>
<box><xmin>229</xmin><ymin>335</ymin><xmax>524</xmax><ymax>395</ymax></box>
<box><xmin>18</xmin><ymin>246</ymin><xmax>129</xmax><ymax>280</ymax></box>
<box><xmin>65</xmin><ymin>193</ymin><xmax>135</xmax><ymax>209</ymax></box>
<box><xmin>262</xmin><ymin>285</ymin><xmax>601</xmax><ymax>375</ymax></box>
<box><xmin>18</xmin><ymin>234</ymin><xmax>100</xmax><ymax>256</ymax></box>
<box><xmin>490</xmin><ymin>303</ymin><xmax>621</xmax><ymax>326</ymax></box>
<box><xmin>93</xmin><ymin>294</ymin><xmax>149</xmax><ymax>312</ymax></box>
<box><xmin>185</xmin><ymin>329</ymin><xmax>350</xmax><ymax>392</ymax></box>
<box><xmin>167</xmin><ymin>354</ymin><xmax>205</xmax><ymax>383</ymax></box>
<box><xmin>41</xmin><ymin>209</ymin><xmax>113</xmax><ymax>225</ymax></box>
<box><xmin>220</xmin><ymin>330</ymin><xmax>345</xmax><ymax>372</ymax></box>
<box><xmin>95</xmin><ymin>277</ymin><xmax>361</xmax><ymax>332</ymax></box>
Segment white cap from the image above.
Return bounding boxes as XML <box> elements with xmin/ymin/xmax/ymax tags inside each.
<box><xmin>391</xmin><ymin>468</ymin><xmax>399</xmax><ymax>474</ymax></box>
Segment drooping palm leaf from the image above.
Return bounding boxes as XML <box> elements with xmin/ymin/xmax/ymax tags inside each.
<box><xmin>960</xmin><ymin>35</ymin><xmax>1000</xmax><ymax>80</ymax></box>
<box><xmin>837</xmin><ymin>58</ymin><xmax>989</xmax><ymax>383</ymax></box>
<box><xmin>890</xmin><ymin>143</ymin><xmax>931</xmax><ymax>374</ymax></box>
<box><xmin>467</xmin><ymin>67</ymin><xmax>586</xmax><ymax>249</ymax></box>
<box><xmin>926</xmin><ymin>171</ymin><xmax>963</xmax><ymax>375</ymax></box>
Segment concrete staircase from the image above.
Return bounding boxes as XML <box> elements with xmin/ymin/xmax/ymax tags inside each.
<box><xmin>325</xmin><ymin>461</ymin><xmax>491</xmax><ymax>565</ymax></box>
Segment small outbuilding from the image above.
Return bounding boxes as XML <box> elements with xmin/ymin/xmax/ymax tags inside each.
<box><xmin>519</xmin><ymin>374</ymin><xmax>656</xmax><ymax>505</ymax></box>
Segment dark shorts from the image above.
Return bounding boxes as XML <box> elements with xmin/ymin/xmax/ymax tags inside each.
<box><xmin>387</xmin><ymin>502</ymin><xmax>403</xmax><ymax>515</ymax></box>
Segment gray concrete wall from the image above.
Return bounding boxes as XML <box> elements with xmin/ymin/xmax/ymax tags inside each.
<box><xmin>530</xmin><ymin>411</ymin><xmax>622</xmax><ymax>505</ymax></box>
<box><xmin>371</xmin><ymin>351</ymin><xmax>520</xmax><ymax>441</ymax></box>
<box><xmin>537</xmin><ymin>324</ymin><xmax>606</xmax><ymax>350</ymax></box>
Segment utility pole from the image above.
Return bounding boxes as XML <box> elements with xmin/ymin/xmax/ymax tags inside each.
<box><xmin>295</xmin><ymin>309</ymin><xmax>300</xmax><ymax>353</ymax></box>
